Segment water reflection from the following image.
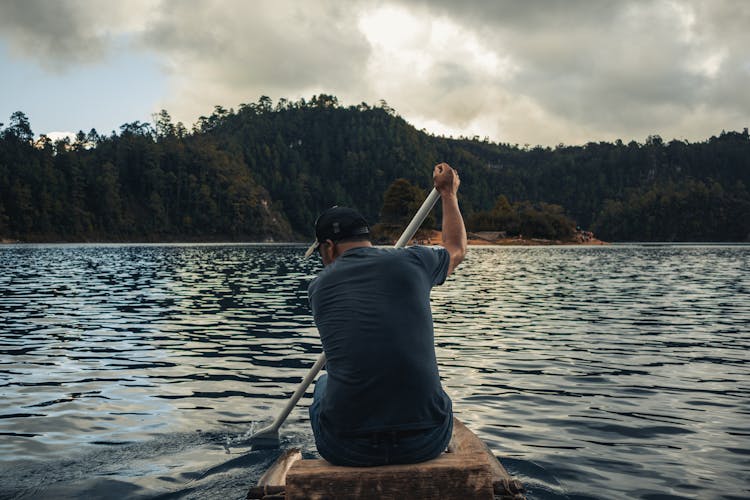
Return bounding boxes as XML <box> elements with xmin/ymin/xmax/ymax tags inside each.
<box><xmin>1</xmin><ymin>244</ymin><xmax>748</xmax><ymax>499</ymax></box>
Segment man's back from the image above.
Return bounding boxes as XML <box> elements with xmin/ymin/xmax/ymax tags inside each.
<box><xmin>306</xmin><ymin>163</ymin><xmax>466</xmax><ymax>466</ymax></box>
<box><xmin>308</xmin><ymin>245</ymin><xmax>452</xmax><ymax>436</ymax></box>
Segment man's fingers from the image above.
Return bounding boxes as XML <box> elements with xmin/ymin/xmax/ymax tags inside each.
<box><xmin>434</xmin><ymin>163</ymin><xmax>457</xmax><ymax>190</ymax></box>
<box><xmin>435</xmin><ymin>162</ymin><xmax>453</xmax><ymax>174</ymax></box>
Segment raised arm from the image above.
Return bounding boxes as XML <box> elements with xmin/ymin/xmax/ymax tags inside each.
<box><xmin>433</xmin><ymin>163</ymin><xmax>467</xmax><ymax>276</ymax></box>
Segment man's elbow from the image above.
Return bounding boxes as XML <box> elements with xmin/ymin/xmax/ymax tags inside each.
<box><xmin>446</xmin><ymin>246</ymin><xmax>466</xmax><ymax>275</ymax></box>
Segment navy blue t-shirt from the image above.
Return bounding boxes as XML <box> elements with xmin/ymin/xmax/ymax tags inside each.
<box><xmin>308</xmin><ymin>245</ymin><xmax>452</xmax><ymax>436</ymax></box>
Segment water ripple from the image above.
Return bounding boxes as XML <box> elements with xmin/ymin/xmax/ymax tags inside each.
<box><xmin>0</xmin><ymin>243</ymin><xmax>748</xmax><ymax>499</ymax></box>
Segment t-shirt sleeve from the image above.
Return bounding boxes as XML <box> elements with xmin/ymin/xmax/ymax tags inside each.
<box><xmin>408</xmin><ymin>245</ymin><xmax>451</xmax><ymax>286</ymax></box>
<box><xmin>307</xmin><ymin>277</ymin><xmax>319</xmax><ymax>314</ymax></box>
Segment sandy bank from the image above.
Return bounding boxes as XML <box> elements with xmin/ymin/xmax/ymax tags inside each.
<box><xmin>416</xmin><ymin>230</ymin><xmax>607</xmax><ymax>246</ymax></box>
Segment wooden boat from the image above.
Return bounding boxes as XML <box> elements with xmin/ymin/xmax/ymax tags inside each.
<box><xmin>247</xmin><ymin>418</ymin><xmax>525</xmax><ymax>499</ymax></box>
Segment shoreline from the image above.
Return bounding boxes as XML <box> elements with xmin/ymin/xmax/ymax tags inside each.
<box><xmin>1</xmin><ymin>236</ymin><xmax>607</xmax><ymax>245</ymax></box>
<box><xmin>419</xmin><ymin>230</ymin><xmax>608</xmax><ymax>246</ymax></box>
<box><xmin>1</xmin><ymin>237</ymin><xmax>607</xmax><ymax>246</ymax></box>
<box><xmin>3</xmin><ymin>240</ymin><xmax>749</xmax><ymax>247</ymax></box>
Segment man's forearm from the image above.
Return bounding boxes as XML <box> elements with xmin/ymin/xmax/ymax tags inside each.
<box><xmin>441</xmin><ymin>193</ymin><xmax>467</xmax><ymax>273</ymax></box>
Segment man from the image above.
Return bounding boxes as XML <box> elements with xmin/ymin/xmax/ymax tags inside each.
<box><xmin>305</xmin><ymin>163</ymin><xmax>467</xmax><ymax>466</ymax></box>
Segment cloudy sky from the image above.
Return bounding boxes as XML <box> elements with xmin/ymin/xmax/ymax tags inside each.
<box><xmin>1</xmin><ymin>0</ymin><xmax>748</xmax><ymax>146</ymax></box>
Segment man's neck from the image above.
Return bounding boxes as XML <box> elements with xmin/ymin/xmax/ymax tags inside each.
<box><xmin>333</xmin><ymin>240</ymin><xmax>372</xmax><ymax>259</ymax></box>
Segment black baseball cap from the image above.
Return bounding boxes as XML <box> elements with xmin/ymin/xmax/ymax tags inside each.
<box><xmin>304</xmin><ymin>206</ymin><xmax>370</xmax><ymax>258</ymax></box>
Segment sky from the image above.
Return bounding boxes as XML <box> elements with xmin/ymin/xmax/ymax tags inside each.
<box><xmin>1</xmin><ymin>0</ymin><xmax>748</xmax><ymax>146</ymax></box>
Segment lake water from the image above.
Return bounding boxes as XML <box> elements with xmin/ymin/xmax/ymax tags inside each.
<box><xmin>0</xmin><ymin>244</ymin><xmax>748</xmax><ymax>499</ymax></box>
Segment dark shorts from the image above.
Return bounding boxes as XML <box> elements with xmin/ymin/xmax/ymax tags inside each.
<box><xmin>308</xmin><ymin>374</ymin><xmax>453</xmax><ymax>467</ymax></box>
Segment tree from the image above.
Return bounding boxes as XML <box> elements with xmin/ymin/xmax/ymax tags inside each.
<box><xmin>119</xmin><ymin>121</ymin><xmax>153</xmax><ymax>138</ymax></box>
<box><xmin>154</xmin><ymin>109</ymin><xmax>176</xmax><ymax>138</ymax></box>
<box><xmin>0</xmin><ymin>201</ymin><xmax>8</xmax><ymax>235</ymax></box>
<box><xmin>371</xmin><ymin>178</ymin><xmax>435</xmax><ymax>241</ymax></box>
<box><xmin>5</xmin><ymin>111</ymin><xmax>33</xmax><ymax>142</ymax></box>
<box><xmin>258</xmin><ymin>96</ymin><xmax>273</xmax><ymax>113</ymax></box>
<box><xmin>379</xmin><ymin>178</ymin><xmax>433</xmax><ymax>228</ymax></box>
<box><xmin>467</xmin><ymin>196</ymin><xmax>575</xmax><ymax>240</ymax></box>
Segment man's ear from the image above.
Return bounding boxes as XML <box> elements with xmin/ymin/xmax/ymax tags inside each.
<box><xmin>320</xmin><ymin>239</ymin><xmax>336</xmax><ymax>264</ymax></box>
<box><xmin>324</xmin><ymin>239</ymin><xmax>336</xmax><ymax>257</ymax></box>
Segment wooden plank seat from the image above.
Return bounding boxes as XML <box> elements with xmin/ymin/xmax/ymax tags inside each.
<box><xmin>248</xmin><ymin>418</ymin><xmax>525</xmax><ymax>500</ymax></box>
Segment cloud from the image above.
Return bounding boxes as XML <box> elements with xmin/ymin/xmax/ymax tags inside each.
<box><xmin>0</xmin><ymin>0</ymin><xmax>747</xmax><ymax>145</ymax></box>
<box><xmin>0</xmin><ymin>0</ymin><xmax>155</xmax><ymax>71</ymax></box>
<box><xmin>356</xmin><ymin>6</ymin><xmax>525</xmax><ymax>137</ymax></box>
<box><xmin>138</xmin><ymin>0</ymin><xmax>372</xmax><ymax>125</ymax></box>
<box><xmin>388</xmin><ymin>0</ymin><xmax>750</xmax><ymax>143</ymax></box>
<box><xmin>45</xmin><ymin>131</ymin><xmax>77</xmax><ymax>142</ymax></box>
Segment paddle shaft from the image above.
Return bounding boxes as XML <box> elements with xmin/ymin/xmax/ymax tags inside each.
<box><xmin>262</xmin><ymin>188</ymin><xmax>441</xmax><ymax>434</ymax></box>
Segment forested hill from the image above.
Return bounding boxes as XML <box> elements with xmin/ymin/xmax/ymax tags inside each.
<box><xmin>1</xmin><ymin>94</ymin><xmax>749</xmax><ymax>242</ymax></box>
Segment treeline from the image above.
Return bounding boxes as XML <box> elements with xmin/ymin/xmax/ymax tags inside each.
<box><xmin>0</xmin><ymin>110</ymin><xmax>292</xmax><ymax>241</ymax></box>
<box><xmin>1</xmin><ymin>95</ymin><xmax>749</xmax><ymax>242</ymax></box>
<box><xmin>454</xmin><ymin>133</ymin><xmax>750</xmax><ymax>241</ymax></box>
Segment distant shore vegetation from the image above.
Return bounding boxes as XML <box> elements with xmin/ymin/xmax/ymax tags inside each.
<box><xmin>1</xmin><ymin>95</ymin><xmax>748</xmax><ymax>243</ymax></box>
